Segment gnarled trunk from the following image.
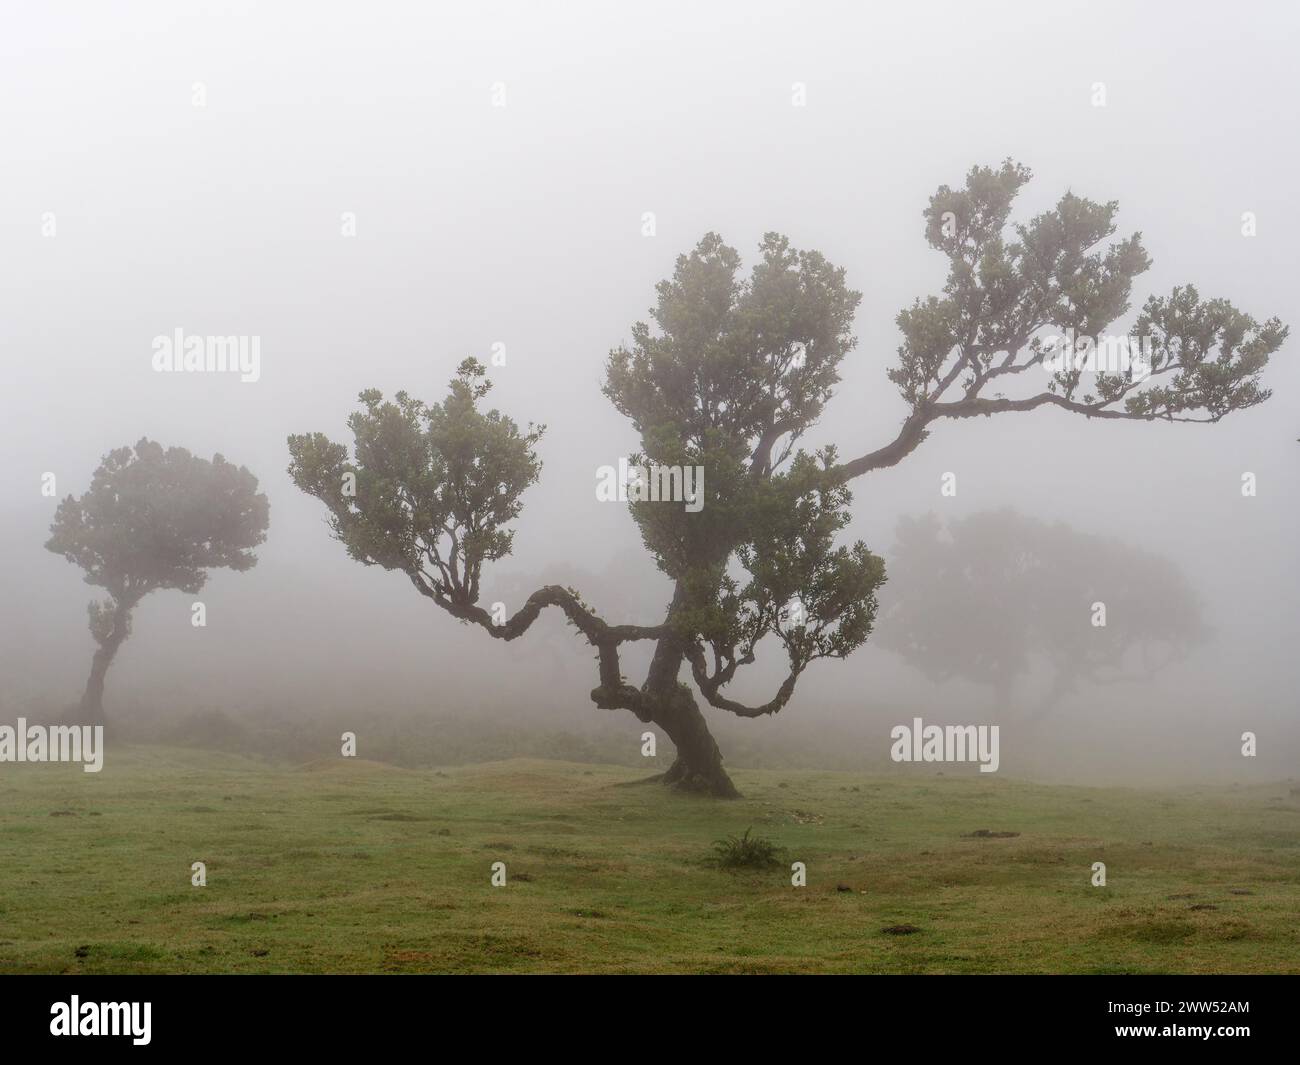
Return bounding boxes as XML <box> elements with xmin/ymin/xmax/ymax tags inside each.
<box><xmin>78</xmin><ymin>602</ymin><xmax>132</xmax><ymax>726</ymax></box>
<box><xmin>640</xmin><ymin>600</ymin><xmax>739</xmax><ymax>798</ymax></box>
<box><xmin>653</xmin><ymin>684</ymin><xmax>739</xmax><ymax>798</ymax></box>
<box><xmin>78</xmin><ymin>644</ymin><xmax>120</xmax><ymax>726</ymax></box>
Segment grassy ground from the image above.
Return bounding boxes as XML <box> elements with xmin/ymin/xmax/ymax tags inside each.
<box><xmin>1</xmin><ymin>746</ymin><xmax>1297</xmax><ymax>973</ymax></box>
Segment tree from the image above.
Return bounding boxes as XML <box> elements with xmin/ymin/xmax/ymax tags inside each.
<box><xmin>876</xmin><ymin>509</ymin><xmax>1208</xmax><ymax>718</ymax></box>
<box><xmin>288</xmin><ymin>161</ymin><xmax>1287</xmax><ymax>797</ymax></box>
<box><xmin>488</xmin><ymin>561</ymin><xmax>662</xmax><ymax>684</ymax></box>
<box><xmin>46</xmin><ymin>439</ymin><xmax>270</xmax><ymax>725</ymax></box>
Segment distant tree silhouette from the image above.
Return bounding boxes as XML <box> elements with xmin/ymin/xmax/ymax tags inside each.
<box><xmin>46</xmin><ymin>439</ymin><xmax>269</xmax><ymax>725</ymax></box>
<box><xmin>877</xmin><ymin>509</ymin><xmax>1208</xmax><ymax>717</ymax></box>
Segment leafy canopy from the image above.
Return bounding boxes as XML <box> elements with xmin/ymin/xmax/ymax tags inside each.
<box><xmin>287</xmin><ymin>358</ymin><xmax>544</xmax><ymax>608</ymax></box>
<box><xmin>603</xmin><ymin>232</ymin><xmax>887</xmax><ymax>707</ymax></box>
<box><xmin>46</xmin><ymin>438</ymin><xmax>269</xmax><ymax>606</ymax></box>
<box><xmin>884</xmin><ymin>159</ymin><xmax>1285</xmax><ymax>424</ymax></box>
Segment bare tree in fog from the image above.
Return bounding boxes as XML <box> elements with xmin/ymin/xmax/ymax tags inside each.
<box><xmin>287</xmin><ymin>161</ymin><xmax>1286</xmax><ymax>798</ymax></box>
<box><xmin>877</xmin><ymin>509</ymin><xmax>1207</xmax><ymax>719</ymax></box>
<box><xmin>45</xmin><ymin>440</ymin><xmax>270</xmax><ymax>725</ymax></box>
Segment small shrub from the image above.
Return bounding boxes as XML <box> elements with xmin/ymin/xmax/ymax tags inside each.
<box><xmin>711</xmin><ymin>827</ymin><xmax>782</xmax><ymax>870</ymax></box>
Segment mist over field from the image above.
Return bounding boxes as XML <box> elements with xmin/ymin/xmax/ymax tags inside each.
<box><xmin>1</xmin><ymin>0</ymin><xmax>1296</xmax><ymax>788</ymax></box>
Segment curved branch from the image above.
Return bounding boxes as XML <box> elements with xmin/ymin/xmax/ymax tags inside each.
<box><xmin>685</xmin><ymin>643</ymin><xmax>800</xmax><ymax>718</ymax></box>
<box><xmin>831</xmin><ymin>406</ymin><xmax>935</xmax><ymax>481</ymax></box>
<box><xmin>407</xmin><ymin>577</ymin><xmax>662</xmax><ymax>720</ymax></box>
<box><xmin>831</xmin><ymin>381</ymin><xmax>1218</xmax><ymax>486</ymax></box>
<box><xmin>423</xmin><ymin>581</ymin><xmax>665</xmax><ymax>643</ymax></box>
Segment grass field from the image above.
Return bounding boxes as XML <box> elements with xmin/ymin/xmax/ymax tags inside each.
<box><xmin>1</xmin><ymin>746</ymin><xmax>1297</xmax><ymax>974</ymax></box>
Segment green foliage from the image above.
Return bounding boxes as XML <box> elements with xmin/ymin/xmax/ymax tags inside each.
<box><xmin>86</xmin><ymin>598</ymin><xmax>128</xmax><ymax>645</ymax></box>
<box><xmin>597</xmin><ymin>232</ymin><xmax>884</xmax><ymax>702</ymax></box>
<box><xmin>708</xmin><ymin>448</ymin><xmax>885</xmax><ymax>672</ymax></box>
<box><xmin>888</xmin><ymin>159</ymin><xmax>1285</xmax><ymax>420</ymax></box>
<box><xmin>603</xmin><ymin>231</ymin><xmax>864</xmax><ymax>573</ymax></box>
<box><xmin>46</xmin><ymin>438</ymin><xmax>269</xmax><ymax>627</ymax></box>
<box><xmin>711</xmin><ymin>827</ymin><xmax>783</xmax><ymax>870</ymax></box>
<box><xmin>287</xmin><ymin>358</ymin><xmax>544</xmax><ymax>606</ymax></box>
<box><xmin>603</xmin><ymin>232</ymin><xmax>860</xmax><ymax>453</ymax></box>
<box><xmin>1120</xmin><ymin>286</ymin><xmax>1285</xmax><ymax>418</ymax></box>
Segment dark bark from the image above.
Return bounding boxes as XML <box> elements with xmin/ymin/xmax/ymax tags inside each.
<box><xmin>652</xmin><ymin>684</ymin><xmax>739</xmax><ymax>798</ymax></box>
<box><xmin>413</xmin><ymin>573</ymin><xmax>742</xmax><ymax>796</ymax></box>
<box><xmin>78</xmin><ymin>603</ymin><xmax>132</xmax><ymax>726</ymax></box>
<box><xmin>640</xmin><ymin>584</ymin><xmax>740</xmax><ymax>798</ymax></box>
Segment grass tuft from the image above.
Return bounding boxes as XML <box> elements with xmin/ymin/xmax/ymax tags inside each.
<box><xmin>711</xmin><ymin>827</ymin><xmax>783</xmax><ymax>870</ymax></box>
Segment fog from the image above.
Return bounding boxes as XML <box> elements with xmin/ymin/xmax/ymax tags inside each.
<box><xmin>2</xmin><ymin>0</ymin><xmax>1296</xmax><ymax>785</ymax></box>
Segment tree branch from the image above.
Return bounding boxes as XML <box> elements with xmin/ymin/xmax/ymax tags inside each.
<box><xmin>684</xmin><ymin>642</ymin><xmax>800</xmax><ymax>718</ymax></box>
<box><xmin>407</xmin><ymin>578</ymin><xmax>663</xmax><ymax>720</ymax></box>
<box><xmin>831</xmin><ymin>369</ymin><xmax>1226</xmax><ymax>486</ymax></box>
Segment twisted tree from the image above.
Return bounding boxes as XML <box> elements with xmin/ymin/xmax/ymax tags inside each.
<box><xmin>46</xmin><ymin>439</ymin><xmax>269</xmax><ymax>725</ymax></box>
<box><xmin>288</xmin><ymin>160</ymin><xmax>1286</xmax><ymax>797</ymax></box>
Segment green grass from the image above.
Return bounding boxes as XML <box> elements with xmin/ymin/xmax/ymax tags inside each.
<box><xmin>1</xmin><ymin>746</ymin><xmax>1297</xmax><ymax>973</ymax></box>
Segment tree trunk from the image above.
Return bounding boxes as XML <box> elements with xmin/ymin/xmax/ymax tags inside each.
<box><xmin>655</xmin><ymin>696</ymin><xmax>738</xmax><ymax>795</ymax></box>
<box><xmin>631</xmin><ymin>580</ymin><xmax>740</xmax><ymax>797</ymax></box>
<box><xmin>78</xmin><ymin>604</ymin><xmax>131</xmax><ymax>726</ymax></box>
<box><xmin>653</xmin><ymin>684</ymin><xmax>739</xmax><ymax>797</ymax></box>
<box><xmin>79</xmin><ymin>644</ymin><xmax>118</xmax><ymax>726</ymax></box>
